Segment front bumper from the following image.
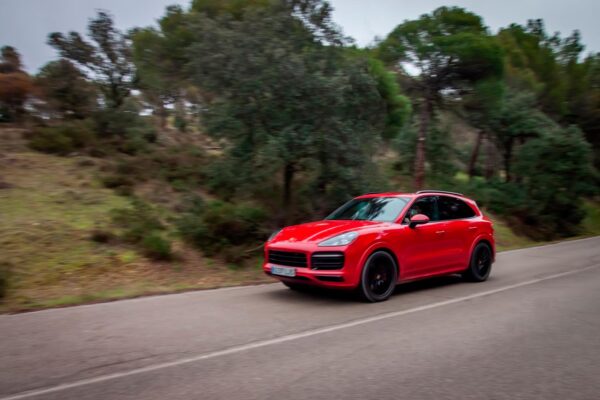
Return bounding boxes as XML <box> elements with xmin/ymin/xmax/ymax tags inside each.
<box><xmin>263</xmin><ymin>242</ymin><xmax>360</xmax><ymax>289</ymax></box>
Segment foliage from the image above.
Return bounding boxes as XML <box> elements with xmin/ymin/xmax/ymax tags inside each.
<box><xmin>184</xmin><ymin>4</ymin><xmax>391</xmax><ymax>220</ymax></box>
<box><xmin>131</xmin><ymin>7</ymin><xmax>189</xmax><ymax>127</ymax></box>
<box><xmin>0</xmin><ymin>46</ymin><xmax>33</xmax><ymax>121</ymax></box>
<box><xmin>47</xmin><ymin>11</ymin><xmax>134</xmax><ymax>109</ymax></box>
<box><xmin>456</xmin><ymin>126</ymin><xmax>595</xmax><ymax>239</ymax></box>
<box><xmin>141</xmin><ymin>233</ymin><xmax>172</xmax><ymax>260</ymax></box>
<box><xmin>178</xmin><ymin>198</ymin><xmax>268</xmax><ymax>257</ymax></box>
<box><xmin>93</xmin><ymin>98</ymin><xmax>157</xmax><ymax>153</ymax></box>
<box><xmin>11</xmin><ymin>3</ymin><xmax>600</xmax><ymax>244</ymax></box>
<box><xmin>35</xmin><ymin>59</ymin><xmax>97</xmax><ymax>119</ymax></box>
<box><xmin>395</xmin><ymin>116</ymin><xmax>457</xmax><ymax>179</ymax></box>
<box><xmin>111</xmin><ymin>199</ymin><xmax>164</xmax><ymax>243</ymax></box>
<box><xmin>377</xmin><ymin>6</ymin><xmax>504</xmax><ymax>189</ymax></box>
<box><xmin>488</xmin><ymin>90</ymin><xmax>556</xmax><ymax>181</ymax></box>
<box><xmin>366</xmin><ymin>57</ymin><xmax>411</xmax><ymax>139</ymax></box>
<box><xmin>512</xmin><ymin>126</ymin><xmax>595</xmax><ymax>238</ymax></box>
<box><xmin>29</xmin><ymin>120</ymin><xmax>96</xmax><ymax>155</ymax></box>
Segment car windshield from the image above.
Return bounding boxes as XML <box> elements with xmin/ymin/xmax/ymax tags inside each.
<box><xmin>325</xmin><ymin>197</ymin><xmax>410</xmax><ymax>222</ymax></box>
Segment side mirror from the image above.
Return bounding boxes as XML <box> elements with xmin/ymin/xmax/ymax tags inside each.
<box><xmin>409</xmin><ymin>214</ymin><xmax>430</xmax><ymax>228</ymax></box>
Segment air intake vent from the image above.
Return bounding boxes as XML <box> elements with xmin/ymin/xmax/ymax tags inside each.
<box><xmin>311</xmin><ymin>252</ymin><xmax>345</xmax><ymax>270</ymax></box>
<box><xmin>268</xmin><ymin>250</ymin><xmax>307</xmax><ymax>268</ymax></box>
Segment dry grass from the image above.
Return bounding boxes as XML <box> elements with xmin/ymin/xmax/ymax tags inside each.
<box><xmin>0</xmin><ymin>129</ymin><xmax>268</xmax><ymax>313</ymax></box>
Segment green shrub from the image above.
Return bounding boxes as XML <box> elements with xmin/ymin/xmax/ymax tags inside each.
<box><xmin>0</xmin><ymin>262</ymin><xmax>11</xmax><ymax>299</ymax></box>
<box><xmin>111</xmin><ymin>199</ymin><xmax>164</xmax><ymax>243</ymax></box>
<box><xmin>141</xmin><ymin>233</ymin><xmax>172</xmax><ymax>260</ymax></box>
<box><xmin>101</xmin><ymin>174</ymin><xmax>134</xmax><ymax>189</ymax></box>
<box><xmin>29</xmin><ymin>120</ymin><xmax>96</xmax><ymax>155</ymax></box>
<box><xmin>90</xmin><ymin>229</ymin><xmax>114</xmax><ymax>243</ymax></box>
<box><xmin>178</xmin><ymin>199</ymin><xmax>268</xmax><ymax>256</ymax></box>
<box><xmin>94</xmin><ymin>101</ymin><xmax>156</xmax><ymax>140</ymax></box>
<box><xmin>29</xmin><ymin>128</ymin><xmax>74</xmax><ymax>154</ymax></box>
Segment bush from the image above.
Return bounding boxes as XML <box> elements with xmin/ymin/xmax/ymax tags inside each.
<box><xmin>100</xmin><ymin>174</ymin><xmax>134</xmax><ymax>190</ymax></box>
<box><xmin>111</xmin><ymin>199</ymin><xmax>164</xmax><ymax>243</ymax></box>
<box><xmin>141</xmin><ymin>233</ymin><xmax>172</xmax><ymax>260</ymax></box>
<box><xmin>453</xmin><ymin>127</ymin><xmax>595</xmax><ymax>239</ymax></box>
<box><xmin>29</xmin><ymin>119</ymin><xmax>96</xmax><ymax>155</ymax></box>
<box><xmin>178</xmin><ymin>199</ymin><xmax>268</xmax><ymax>256</ymax></box>
<box><xmin>90</xmin><ymin>228</ymin><xmax>114</xmax><ymax>243</ymax></box>
<box><xmin>94</xmin><ymin>100</ymin><xmax>156</xmax><ymax>140</ymax></box>
<box><xmin>0</xmin><ymin>262</ymin><xmax>10</xmax><ymax>299</ymax></box>
<box><xmin>29</xmin><ymin>127</ymin><xmax>74</xmax><ymax>154</ymax></box>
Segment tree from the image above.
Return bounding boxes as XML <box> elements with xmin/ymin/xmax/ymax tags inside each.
<box><xmin>488</xmin><ymin>90</ymin><xmax>554</xmax><ymax>182</ymax></box>
<box><xmin>35</xmin><ymin>59</ymin><xmax>97</xmax><ymax>119</ymax></box>
<box><xmin>461</xmin><ymin>79</ymin><xmax>505</xmax><ymax>179</ymax></box>
<box><xmin>513</xmin><ymin>126</ymin><xmax>595</xmax><ymax>238</ymax></box>
<box><xmin>366</xmin><ymin>56</ymin><xmax>411</xmax><ymax>140</ymax></box>
<box><xmin>0</xmin><ymin>46</ymin><xmax>32</xmax><ymax>122</ymax></box>
<box><xmin>131</xmin><ymin>5</ymin><xmax>194</xmax><ymax>128</ymax></box>
<box><xmin>48</xmin><ymin>11</ymin><xmax>133</xmax><ymax>109</ymax></box>
<box><xmin>378</xmin><ymin>6</ymin><xmax>503</xmax><ymax>189</ymax></box>
<box><xmin>185</xmin><ymin>2</ymin><xmax>392</xmax><ymax>221</ymax></box>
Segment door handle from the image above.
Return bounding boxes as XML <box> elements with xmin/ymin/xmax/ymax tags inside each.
<box><xmin>436</xmin><ymin>230</ymin><xmax>445</xmax><ymax>235</ymax></box>
<box><xmin>468</xmin><ymin>226</ymin><xmax>477</xmax><ymax>231</ymax></box>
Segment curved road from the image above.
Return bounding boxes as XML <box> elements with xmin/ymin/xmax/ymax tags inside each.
<box><xmin>1</xmin><ymin>237</ymin><xmax>600</xmax><ymax>400</ymax></box>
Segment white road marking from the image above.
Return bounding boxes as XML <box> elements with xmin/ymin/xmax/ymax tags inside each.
<box><xmin>2</xmin><ymin>263</ymin><xmax>598</xmax><ymax>400</ymax></box>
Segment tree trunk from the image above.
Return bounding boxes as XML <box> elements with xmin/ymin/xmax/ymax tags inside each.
<box><xmin>157</xmin><ymin>102</ymin><xmax>167</xmax><ymax>129</ymax></box>
<box><xmin>282</xmin><ymin>163</ymin><xmax>295</xmax><ymax>224</ymax></box>
<box><xmin>468</xmin><ymin>130</ymin><xmax>484</xmax><ymax>179</ymax></box>
<box><xmin>484</xmin><ymin>132</ymin><xmax>495</xmax><ymax>180</ymax></box>
<box><xmin>503</xmin><ymin>141</ymin><xmax>513</xmax><ymax>183</ymax></box>
<box><xmin>414</xmin><ymin>98</ymin><xmax>431</xmax><ymax>190</ymax></box>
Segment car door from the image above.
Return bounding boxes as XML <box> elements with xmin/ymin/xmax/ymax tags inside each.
<box><xmin>437</xmin><ymin>196</ymin><xmax>477</xmax><ymax>270</ymax></box>
<box><xmin>398</xmin><ymin>196</ymin><xmax>449</xmax><ymax>279</ymax></box>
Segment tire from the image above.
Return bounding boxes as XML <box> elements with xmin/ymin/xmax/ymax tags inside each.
<box><xmin>358</xmin><ymin>251</ymin><xmax>398</xmax><ymax>302</ymax></box>
<box><xmin>463</xmin><ymin>242</ymin><xmax>493</xmax><ymax>282</ymax></box>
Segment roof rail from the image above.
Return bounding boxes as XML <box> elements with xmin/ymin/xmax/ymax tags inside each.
<box><xmin>416</xmin><ymin>189</ymin><xmax>464</xmax><ymax>196</ymax></box>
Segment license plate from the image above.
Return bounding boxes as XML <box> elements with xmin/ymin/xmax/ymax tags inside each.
<box><xmin>271</xmin><ymin>265</ymin><xmax>296</xmax><ymax>277</ymax></box>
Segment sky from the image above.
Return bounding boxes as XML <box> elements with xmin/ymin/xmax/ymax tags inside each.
<box><xmin>1</xmin><ymin>0</ymin><xmax>599</xmax><ymax>73</ymax></box>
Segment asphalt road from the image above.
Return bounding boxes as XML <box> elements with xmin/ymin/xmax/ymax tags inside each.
<box><xmin>1</xmin><ymin>237</ymin><xmax>600</xmax><ymax>400</ymax></box>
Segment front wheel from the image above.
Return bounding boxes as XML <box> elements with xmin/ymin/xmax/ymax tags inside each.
<box><xmin>358</xmin><ymin>251</ymin><xmax>398</xmax><ymax>302</ymax></box>
<box><xmin>463</xmin><ymin>243</ymin><xmax>493</xmax><ymax>282</ymax></box>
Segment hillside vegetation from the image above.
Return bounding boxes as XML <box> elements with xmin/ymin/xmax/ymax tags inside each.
<box><xmin>0</xmin><ymin>0</ymin><xmax>599</xmax><ymax>311</ymax></box>
<box><xmin>0</xmin><ymin>128</ymin><xmax>269</xmax><ymax>312</ymax></box>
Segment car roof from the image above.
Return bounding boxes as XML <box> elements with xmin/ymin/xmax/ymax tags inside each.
<box><xmin>356</xmin><ymin>191</ymin><xmax>471</xmax><ymax>200</ymax></box>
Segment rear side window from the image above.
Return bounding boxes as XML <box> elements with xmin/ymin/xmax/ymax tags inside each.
<box><xmin>438</xmin><ymin>196</ymin><xmax>476</xmax><ymax>220</ymax></box>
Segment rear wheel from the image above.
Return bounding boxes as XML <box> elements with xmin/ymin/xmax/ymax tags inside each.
<box><xmin>463</xmin><ymin>242</ymin><xmax>492</xmax><ymax>282</ymax></box>
<box><xmin>358</xmin><ymin>251</ymin><xmax>398</xmax><ymax>302</ymax></box>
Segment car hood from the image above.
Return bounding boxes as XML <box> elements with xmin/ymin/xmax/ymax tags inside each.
<box><xmin>272</xmin><ymin>220</ymin><xmax>387</xmax><ymax>244</ymax></box>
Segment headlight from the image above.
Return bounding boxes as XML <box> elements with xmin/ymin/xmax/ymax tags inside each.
<box><xmin>318</xmin><ymin>231</ymin><xmax>358</xmax><ymax>247</ymax></box>
<box><xmin>267</xmin><ymin>229</ymin><xmax>282</xmax><ymax>241</ymax></box>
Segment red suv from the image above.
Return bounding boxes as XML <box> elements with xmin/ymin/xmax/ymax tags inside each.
<box><xmin>263</xmin><ymin>190</ymin><xmax>495</xmax><ymax>302</ymax></box>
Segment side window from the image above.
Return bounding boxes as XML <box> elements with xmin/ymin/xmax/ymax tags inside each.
<box><xmin>403</xmin><ymin>196</ymin><xmax>438</xmax><ymax>223</ymax></box>
<box><xmin>438</xmin><ymin>196</ymin><xmax>476</xmax><ymax>220</ymax></box>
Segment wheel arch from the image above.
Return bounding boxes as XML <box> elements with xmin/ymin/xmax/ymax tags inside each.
<box><xmin>472</xmin><ymin>238</ymin><xmax>495</xmax><ymax>262</ymax></box>
<box><xmin>362</xmin><ymin>246</ymin><xmax>401</xmax><ymax>281</ymax></box>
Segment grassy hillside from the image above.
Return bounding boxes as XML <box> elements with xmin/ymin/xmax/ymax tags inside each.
<box><xmin>0</xmin><ymin>127</ymin><xmax>598</xmax><ymax>312</ymax></box>
<box><xmin>0</xmin><ymin>128</ymin><xmax>269</xmax><ymax>312</ymax></box>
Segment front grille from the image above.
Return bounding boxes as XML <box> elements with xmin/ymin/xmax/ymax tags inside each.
<box><xmin>268</xmin><ymin>250</ymin><xmax>307</xmax><ymax>268</ymax></box>
<box><xmin>311</xmin><ymin>252</ymin><xmax>345</xmax><ymax>270</ymax></box>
